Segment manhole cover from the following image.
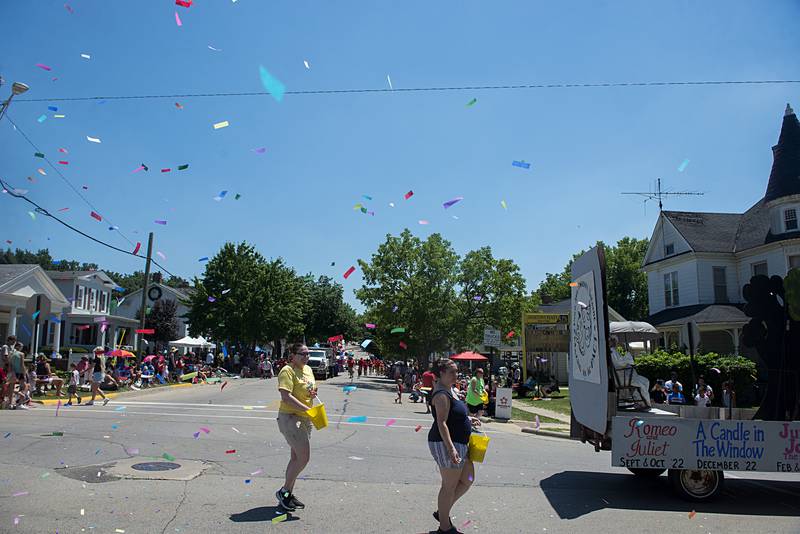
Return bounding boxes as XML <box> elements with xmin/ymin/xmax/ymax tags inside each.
<box><xmin>131</xmin><ymin>461</ymin><xmax>181</xmax><ymax>472</ymax></box>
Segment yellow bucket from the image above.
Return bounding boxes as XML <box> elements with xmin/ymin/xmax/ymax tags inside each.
<box><xmin>480</xmin><ymin>391</ymin><xmax>489</xmax><ymax>404</ymax></box>
<box><xmin>307</xmin><ymin>403</ymin><xmax>328</xmax><ymax>430</ymax></box>
<box><xmin>468</xmin><ymin>433</ymin><xmax>490</xmax><ymax>463</ymax></box>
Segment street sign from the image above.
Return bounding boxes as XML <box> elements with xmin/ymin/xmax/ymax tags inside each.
<box><xmin>483</xmin><ymin>328</ymin><xmax>501</xmax><ymax>348</ymax></box>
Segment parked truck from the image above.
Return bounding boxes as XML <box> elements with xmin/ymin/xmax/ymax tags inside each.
<box><xmin>307</xmin><ymin>346</ymin><xmax>338</xmax><ymax>380</ymax></box>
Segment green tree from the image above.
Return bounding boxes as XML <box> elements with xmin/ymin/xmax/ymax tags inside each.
<box><xmin>0</xmin><ymin>247</ymin><xmax>98</xmax><ymax>271</ymax></box>
<box><xmin>137</xmin><ymin>299</ymin><xmax>179</xmax><ymax>353</ymax></box>
<box><xmin>450</xmin><ymin>247</ymin><xmax>528</xmax><ymax>350</ymax></box>
<box><xmin>301</xmin><ymin>275</ymin><xmax>360</xmax><ymax>343</ymax></box>
<box><xmin>356</xmin><ymin>230</ymin><xmax>458</xmax><ymax>364</ymax></box>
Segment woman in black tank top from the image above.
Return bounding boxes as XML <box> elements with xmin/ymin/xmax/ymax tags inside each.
<box><xmin>427</xmin><ymin>358</ymin><xmax>481</xmax><ymax>534</ymax></box>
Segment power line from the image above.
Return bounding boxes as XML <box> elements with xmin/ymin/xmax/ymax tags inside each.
<box><xmin>0</xmin><ymin>177</ymin><xmax>179</xmax><ymax>280</ymax></box>
<box><xmin>12</xmin><ymin>78</ymin><xmax>800</xmax><ymax>103</ymax></box>
<box><xmin>4</xmin><ymin>113</ymin><xmax>136</xmax><ymax>248</ymax></box>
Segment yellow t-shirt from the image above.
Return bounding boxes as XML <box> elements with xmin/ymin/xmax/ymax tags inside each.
<box><xmin>277</xmin><ymin>364</ymin><xmax>316</xmax><ymax>416</ymax></box>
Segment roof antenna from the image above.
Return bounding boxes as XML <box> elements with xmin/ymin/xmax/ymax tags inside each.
<box><xmin>621</xmin><ymin>178</ymin><xmax>704</xmax><ymax>211</ymax></box>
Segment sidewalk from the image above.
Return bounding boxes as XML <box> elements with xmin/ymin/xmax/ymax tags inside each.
<box><xmin>37</xmin><ymin>382</ymin><xmax>194</xmax><ymax>405</ymax></box>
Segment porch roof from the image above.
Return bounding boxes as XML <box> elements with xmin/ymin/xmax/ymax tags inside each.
<box><xmin>65</xmin><ymin>313</ymin><xmax>140</xmax><ymax>326</ymax></box>
<box><xmin>648</xmin><ymin>304</ymin><xmax>748</xmax><ymax>328</ymax></box>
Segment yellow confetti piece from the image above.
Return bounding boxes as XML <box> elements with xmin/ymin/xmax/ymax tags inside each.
<box><xmin>53</xmin><ymin>114</ymin><xmax>66</xmax><ymax>118</ymax></box>
<box><xmin>272</xmin><ymin>514</ymin><xmax>287</xmax><ymax>523</ymax></box>
<box><xmin>500</xmin><ymin>200</ymin><xmax>507</xmax><ymax>210</ymax></box>
<box><xmin>115</xmin><ymin>530</ymin><xmax>125</xmax><ymax>533</ymax></box>
<box><xmin>213</xmin><ymin>120</ymin><xmax>230</xmax><ymax>130</ymax></box>
<box><xmin>243</xmin><ymin>406</ymin><xmax>254</xmax><ymax>410</ymax></box>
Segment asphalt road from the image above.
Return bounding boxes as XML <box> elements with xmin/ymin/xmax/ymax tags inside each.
<box><xmin>1</xmin><ymin>373</ymin><xmax>798</xmax><ymax>534</ymax></box>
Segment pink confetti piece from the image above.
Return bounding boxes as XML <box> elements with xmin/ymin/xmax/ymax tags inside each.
<box><xmin>418</xmin><ymin>220</ymin><xmax>429</xmax><ymax>225</ymax></box>
<box><xmin>58</xmin><ymin>147</ymin><xmax>68</xmax><ymax>153</ymax></box>
<box><xmin>64</xmin><ymin>3</ymin><xmax>74</xmax><ymax>14</ymax></box>
<box><xmin>156</xmin><ymin>251</ymin><xmax>166</xmax><ymax>260</ymax></box>
<box><xmin>404</xmin><ymin>190</ymin><xmax>414</xmax><ymax>200</ymax></box>
<box><xmin>174</xmin><ymin>11</ymin><xmax>182</xmax><ymax>26</ymax></box>
<box><xmin>132</xmin><ymin>242</ymin><xmax>141</xmax><ymax>255</ymax></box>
<box><xmin>58</xmin><ymin>160</ymin><xmax>69</xmax><ymax>165</ymax></box>
<box><xmin>250</xmin><ymin>468</ymin><xmax>263</xmax><ymax>476</ymax></box>
<box><xmin>462</xmin><ymin>520</ymin><xmax>473</xmax><ymax>528</ymax></box>
<box><xmin>414</xmin><ymin>425</ymin><xmax>422</xmax><ymax>432</ymax></box>
<box><xmin>343</xmin><ymin>266</ymin><xmax>356</xmax><ymax>279</ymax></box>
<box><xmin>58</xmin><ymin>207</ymin><xmax>69</xmax><ymax>212</ymax></box>
<box><xmin>385</xmin><ymin>418</ymin><xmax>397</xmax><ymax>427</ymax></box>
<box><xmin>36</xmin><ymin>63</ymin><xmax>52</xmax><ymax>71</ymax></box>
<box><xmin>200</xmin><ymin>427</ymin><xmax>211</xmax><ymax>434</ymax></box>
<box><xmin>12</xmin><ymin>491</ymin><xmax>28</xmax><ymax>497</ymax></box>
<box><xmin>365</xmin><ymin>323</ymin><xmax>376</xmax><ymax>329</ymax></box>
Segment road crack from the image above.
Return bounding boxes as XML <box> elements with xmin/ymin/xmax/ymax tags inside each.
<box><xmin>161</xmin><ymin>479</ymin><xmax>189</xmax><ymax>534</ymax></box>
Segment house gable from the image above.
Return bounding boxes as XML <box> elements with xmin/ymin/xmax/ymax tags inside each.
<box><xmin>643</xmin><ymin>214</ymin><xmax>693</xmax><ymax>266</ymax></box>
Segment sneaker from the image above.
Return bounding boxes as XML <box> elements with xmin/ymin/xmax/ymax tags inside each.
<box><xmin>275</xmin><ymin>489</ymin><xmax>296</xmax><ymax>511</ymax></box>
<box><xmin>289</xmin><ymin>493</ymin><xmax>305</xmax><ymax>509</ymax></box>
<box><xmin>102</xmin><ymin>398</ymin><xmax>110</xmax><ymax>406</ymax></box>
<box><xmin>77</xmin><ymin>397</ymin><xmax>82</xmax><ymax>404</ymax></box>
<box><xmin>65</xmin><ymin>402</ymin><xmax>72</xmax><ymax>406</ymax></box>
<box><xmin>16</xmin><ymin>404</ymin><xmax>29</xmax><ymax>410</ymax></box>
<box><xmin>85</xmin><ymin>401</ymin><xmax>94</xmax><ymax>406</ymax></box>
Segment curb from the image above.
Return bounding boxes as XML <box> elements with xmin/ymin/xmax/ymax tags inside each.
<box><xmin>37</xmin><ymin>382</ymin><xmax>194</xmax><ymax>405</ymax></box>
<box><xmin>520</xmin><ymin>427</ymin><xmax>575</xmax><ymax>440</ymax></box>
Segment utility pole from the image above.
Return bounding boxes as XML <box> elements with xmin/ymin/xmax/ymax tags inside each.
<box><xmin>137</xmin><ymin>232</ymin><xmax>154</xmax><ymax>361</ymax></box>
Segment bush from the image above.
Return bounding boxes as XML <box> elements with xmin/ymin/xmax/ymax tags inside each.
<box><xmin>634</xmin><ymin>349</ymin><xmax>757</xmax><ymax>401</ymax></box>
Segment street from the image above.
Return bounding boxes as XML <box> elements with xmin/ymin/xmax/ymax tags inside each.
<box><xmin>1</xmin><ymin>374</ymin><xmax>798</xmax><ymax>534</ymax></box>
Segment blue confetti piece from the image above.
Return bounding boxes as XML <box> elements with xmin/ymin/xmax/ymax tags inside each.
<box><xmin>48</xmin><ymin>106</ymin><xmax>58</xmax><ymax>112</ymax></box>
<box><xmin>635</xmin><ymin>420</ymin><xmax>644</xmax><ymax>427</ymax></box>
<box><xmin>678</xmin><ymin>158</ymin><xmax>690</xmax><ymax>172</ymax></box>
<box><xmin>245</xmin><ymin>479</ymin><xmax>251</xmax><ymax>484</ymax></box>
<box><xmin>111</xmin><ymin>425</ymin><xmax>118</xmax><ymax>430</ymax></box>
<box><xmin>259</xmin><ymin>65</ymin><xmax>286</xmax><ymax>102</ymax></box>
<box><xmin>50</xmin><ymin>315</ymin><xmax>61</xmax><ymax>323</ymax></box>
<box><xmin>347</xmin><ymin>415</ymin><xmax>367</xmax><ymax>423</ymax></box>
<box><xmin>37</xmin><ymin>115</ymin><xmax>47</xmax><ymax>123</ymax></box>
<box><xmin>20</xmin><ymin>323</ymin><xmax>31</xmax><ymax>336</ymax></box>
<box><xmin>198</xmin><ymin>257</ymin><xmax>209</xmax><ymax>262</ymax></box>
<box><xmin>362</xmin><ymin>195</ymin><xmax>373</xmax><ymax>201</ymax></box>
<box><xmin>512</xmin><ymin>160</ymin><xmax>531</xmax><ymax>169</ymax></box>
<box><xmin>95</xmin><ymin>449</ymin><xmax>101</xmax><ymax>455</ymax></box>
<box><xmin>342</xmin><ymin>385</ymin><xmax>357</xmax><ymax>392</ymax></box>
<box><xmin>4</xmin><ymin>433</ymin><xmax>11</xmax><ymax>438</ymax></box>
<box><xmin>32</xmin><ymin>310</ymin><xmax>40</xmax><ymax>320</ymax></box>
<box><xmin>114</xmin><ymin>406</ymin><xmax>126</xmax><ymax>412</ymax></box>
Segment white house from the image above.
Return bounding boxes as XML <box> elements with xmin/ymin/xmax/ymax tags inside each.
<box><xmin>45</xmin><ymin>270</ymin><xmax>140</xmax><ymax>350</ymax></box>
<box><xmin>115</xmin><ymin>282</ymin><xmax>193</xmax><ymax>338</ymax></box>
<box><xmin>0</xmin><ymin>265</ymin><xmax>71</xmax><ymax>354</ymax></box>
<box><xmin>643</xmin><ymin>104</ymin><xmax>800</xmax><ymax>356</ymax></box>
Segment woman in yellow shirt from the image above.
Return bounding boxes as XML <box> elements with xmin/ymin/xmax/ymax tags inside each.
<box><xmin>276</xmin><ymin>342</ymin><xmax>317</xmax><ymax>512</ymax></box>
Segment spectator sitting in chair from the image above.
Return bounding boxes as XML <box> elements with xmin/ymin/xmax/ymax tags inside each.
<box><xmin>667</xmin><ymin>383</ymin><xmax>686</xmax><ymax>404</ymax></box>
<box><xmin>609</xmin><ymin>336</ymin><xmax>651</xmax><ymax>408</ymax></box>
<box><xmin>34</xmin><ymin>354</ymin><xmax>64</xmax><ymax>397</ymax></box>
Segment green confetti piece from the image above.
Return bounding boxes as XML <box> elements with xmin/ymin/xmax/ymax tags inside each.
<box><xmin>34</xmin><ymin>152</ymin><xmax>45</xmax><ymax>158</ymax></box>
<box><xmin>51</xmin><ymin>432</ymin><xmax>64</xmax><ymax>436</ymax></box>
<box><xmin>466</xmin><ymin>98</ymin><xmax>477</xmax><ymax>107</ymax></box>
<box><xmin>177</xmin><ymin>164</ymin><xmax>189</xmax><ymax>170</ymax></box>
<box><xmin>234</xmin><ymin>194</ymin><xmax>241</xmax><ymax>200</ymax></box>
<box><xmin>162</xmin><ymin>453</ymin><xmax>176</xmax><ymax>461</ymax></box>
<box><xmin>272</xmin><ymin>514</ymin><xmax>288</xmax><ymax>524</ymax></box>
<box><xmin>390</xmin><ymin>327</ymin><xmax>405</xmax><ymax>334</ymax></box>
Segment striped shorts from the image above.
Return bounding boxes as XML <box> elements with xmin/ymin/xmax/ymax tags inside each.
<box><xmin>428</xmin><ymin>440</ymin><xmax>468</xmax><ymax>469</ymax></box>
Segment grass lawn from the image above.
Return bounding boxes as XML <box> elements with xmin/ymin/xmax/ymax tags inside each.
<box><xmin>510</xmin><ymin>407</ymin><xmax>563</xmax><ymax>424</ymax></box>
<box><xmin>517</xmin><ymin>387</ymin><xmax>572</xmax><ymax>416</ymax></box>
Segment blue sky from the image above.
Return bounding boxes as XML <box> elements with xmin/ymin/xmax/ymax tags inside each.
<box><xmin>1</xmin><ymin>1</ymin><xmax>798</xmax><ymax>310</ymax></box>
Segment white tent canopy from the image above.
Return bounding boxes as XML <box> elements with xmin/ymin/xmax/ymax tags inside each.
<box><xmin>609</xmin><ymin>321</ymin><xmax>660</xmax><ymax>342</ymax></box>
<box><xmin>168</xmin><ymin>335</ymin><xmax>216</xmax><ymax>349</ymax></box>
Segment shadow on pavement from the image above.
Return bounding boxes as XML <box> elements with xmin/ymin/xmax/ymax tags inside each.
<box><xmin>229</xmin><ymin>506</ymin><xmax>300</xmax><ymax>523</ymax></box>
<box><xmin>540</xmin><ymin>471</ymin><xmax>800</xmax><ymax>520</ymax></box>
<box><xmin>325</xmin><ymin>378</ymin><xmax>396</xmax><ymax>394</ymax></box>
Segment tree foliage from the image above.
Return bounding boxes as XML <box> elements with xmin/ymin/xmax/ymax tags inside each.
<box><xmin>138</xmin><ymin>299</ymin><xmax>179</xmax><ymax>352</ymax></box>
<box><xmin>301</xmin><ymin>275</ymin><xmax>360</xmax><ymax>343</ymax></box>
<box><xmin>356</xmin><ymin>231</ymin><xmax>527</xmax><ymax>362</ymax></box>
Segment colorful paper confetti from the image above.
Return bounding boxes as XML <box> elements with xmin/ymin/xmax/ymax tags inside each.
<box><xmin>162</xmin><ymin>453</ymin><xmax>176</xmax><ymax>461</ymax></box>
<box><xmin>225</xmin><ymin>449</ymin><xmax>236</xmax><ymax>454</ymax></box>
<box><xmin>304</xmin><ymin>60</ymin><xmax>310</xmax><ymax>69</ymax></box>
<box><xmin>365</xmin><ymin>323</ymin><xmax>376</xmax><ymax>329</ymax></box>
<box><xmin>500</xmin><ymin>200</ymin><xmax>507</xmax><ymax>210</ymax></box>
<box><xmin>90</xmin><ymin>211</ymin><xmax>102</xmax><ymax>222</ymax></box>
<box><xmin>443</xmin><ymin>196</ymin><xmax>463</xmax><ymax>209</ymax></box>
<box><xmin>272</xmin><ymin>514</ymin><xmax>287</xmax><ymax>524</ymax></box>
<box><xmin>385</xmin><ymin>419</ymin><xmax>397</xmax><ymax>427</ymax></box>
<box><xmin>86</xmin><ymin>136</ymin><xmax>101</xmax><ymax>143</ymax></box>
<box><xmin>259</xmin><ymin>65</ymin><xmax>286</xmax><ymax>102</ymax></box>
<box><xmin>132</xmin><ymin>242</ymin><xmax>141</xmax><ymax>255</ymax></box>
<box><xmin>343</xmin><ymin>266</ymin><xmax>356</xmax><ymax>279</ymax></box>
<box><xmin>678</xmin><ymin>158</ymin><xmax>690</xmax><ymax>172</ymax></box>
<box><xmin>154</xmin><ymin>220</ymin><xmax>167</xmax><ymax>225</ymax></box>
<box><xmin>156</xmin><ymin>251</ymin><xmax>166</xmax><ymax>260</ymax></box>
<box><xmin>418</xmin><ymin>220</ymin><xmax>430</xmax><ymax>225</ymax></box>
<box><xmin>512</xmin><ymin>160</ymin><xmax>531</xmax><ymax>169</ymax></box>
<box><xmin>414</xmin><ymin>425</ymin><xmax>422</xmax><ymax>432</ymax></box>
<box><xmin>404</xmin><ymin>190</ymin><xmax>414</xmax><ymax>200</ymax></box>
<box><xmin>213</xmin><ymin>121</ymin><xmax>230</xmax><ymax>130</ymax></box>
<box><xmin>347</xmin><ymin>416</ymin><xmax>367</xmax><ymax>423</ymax></box>
<box><xmin>174</xmin><ymin>11</ymin><xmax>182</xmax><ymax>26</ymax></box>
<box><xmin>36</xmin><ymin>63</ymin><xmax>52</xmax><ymax>71</ymax></box>
<box><xmin>81</xmin><ymin>53</ymin><xmax>91</xmax><ymax>59</ymax></box>
<box><xmin>387</xmin><ymin>74</ymin><xmax>393</xmax><ymax>90</ymax></box>
<box><xmin>466</xmin><ymin>98</ymin><xmax>477</xmax><ymax>106</ymax></box>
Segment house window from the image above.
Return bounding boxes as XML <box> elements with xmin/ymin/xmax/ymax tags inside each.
<box><xmin>83</xmin><ymin>287</ymin><xmax>90</xmax><ymax>310</ymax></box>
<box><xmin>664</xmin><ymin>243</ymin><xmax>675</xmax><ymax>256</ymax></box>
<box><xmin>713</xmin><ymin>266</ymin><xmax>728</xmax><ymax>303</ymax></box>
<box><xmin>99</xmin><ymin>291</ymin><xmax>108</xmax><ymax>313</ymax></box>
<box><xmin>751</xmin><ymin>261</ymin><xmax>768</xmax><ymax>277</ymax></box>
<box><xmin>785</xmin><ymin>209</ymin><xmax>798</xmax><ymax>231</ymax></box>
<box><xmin>790</xmin><ymin>255</ymin><xmax>800</xmax><ymax>270</ymax></box>
<box><xmin>89</xmin><ymin>288</ymin><xmax>97</xmax><ymax>311</ymax></box>
<box><xmin>664</xmin><ymin>272</ymin><xmax>680</xmax><ymax>307</ymax></box>
<box><xmin>75</xmin><ymin>285</ymin><xmax>85</xmax><ymax>309</ymax></box>
<box><xmin>47</xmin><ymin>322</ymin><xmax>57</xmax><ymax>345</ymax></box>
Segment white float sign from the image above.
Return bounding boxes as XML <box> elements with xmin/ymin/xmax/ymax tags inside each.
<box><xmin>495</xmin><ymin>387</ymin><xmax>512</xmax><ymax>420</ymax></box>
<box><xmin>612</xmin><ymin>416</ymin><xmax>800</xmax><ymax>473</ymax></box>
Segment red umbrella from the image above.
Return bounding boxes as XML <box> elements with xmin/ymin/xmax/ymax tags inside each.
<box><xmin>142</xmin><ymin>355</ymin><xmax>158</xmax><ymax>362</ymax></box>
<box><xmin>106</xmin><ymin>349</ymin><xmax>135</xmax><ymax>358</ymax></box>
<box><xmin>450</xmin><ymin>352</ymin><xmax>488</xmax><ymax>361</ymax></box>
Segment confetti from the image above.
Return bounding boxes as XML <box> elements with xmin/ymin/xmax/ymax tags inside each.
<box><xmin>343</xmin><ymin>266</ymin><xmax>356</xmax><ymax>279</ymax></box>
<box><xmin>208</xmin><ymin>296</ymin><xmax>216</xmax><ymax>303</ymax></box>
<box><xmin>348</xmin><ymin>456</ymin><xmax>364</xmax><ymax>460</ymax></box>
<box><xmin>115</xmin><ymin>530</ymin><xmax>125</xmax><ymax>533</ymax></box>
<box><xmin>385</xmin><ymin>419</ymin><xmax>397</xmax><ymax>427</ymax></box>
<box><xmin>162</xmin><ymin>453</ymin><xmax>176</xmax><ymax>461</ymax></box>
<box><xmin>501</xmin><ymin>200</ymin><xmax>507</xmax><ymax>210</ymax></box>
<box><xmin>132</xmin><ymin>242</ymin><xmax>141</xmax><ymax>255</ymax></box>
<box><xmin>389</xmin><ymin>202</ymin><xmax>395</xmax><ymax>207</ymax></box>
<box><xmin>243</xmin><ymin>406</ymin><xmax>253</xmax><ymax>410</ymax></box>
<box><xmin>198</xmin><ymin>256</ymin><xmax>209</xmax><ymax>262</ymax></box>
<box><xmin>250</xmin><ymin>468</ymin><xmax>263</xmax><ymax>476</ymax></box>
<box><xmin>225</xmin><ymin>449</ymin><xmax>236</xmax><ymax>454</ymax></box>
<box><xmin>161</xmin><ymin>168</ymin><xmax>171</xmax><ymax>173</ymax></box>
<box><xmin>221</xmin><ymin>289</ymin><xmax>231</xmax><ymax>294</ymax></box>
<box><xmin>399</xmin><ymin>341</ymin><xmax>408</xmax><ymax>349</ymax></box>
<box><xmin>4</xmin><ymin>432</ymin><xmax>11</xmax><ymax>438</ymax></box>
<box><xmin>512</xmin><ymin>160</ymin><xmax>531</xmax><ymax>169</ymax></box>
<box><xmin>175</xmin><ymin>102</ymin><xmax>183</xmax><ymax>109</ymax></box>
<box><xmin>231</xmin><ymin>427</ymin><xmax>240</xmax><ymax>433</ymax></box>
<box><xmin>391</xmin><ymin>327</ymin><xmax>405</xmax><ymax>333</ymax></box>
<box><xmin>252</xmin><ymin>147</ymin><xmax>267</xmax><ymax>154</ymax></box>
<box><xmin>12</xmin><ymin>491</ymin><xmax>28</xmax><ymax>497</ymax></box>
<box><xmin>34</xmin><ymin>152</ymin><xmax>45</xmax><ymax>158</ymax></box>
<box><xmin>90</xmin><ymin>211</ymin><xmax>102</xmax><ymax>222</ymax></box>
<box><xmin>53</xmin><ymin>114</ymin><xmax>65</xmax><ymax>118</ymax></box>
<box><xmin>569</xmin><ymin>282</ymin><xmax>578</xmax><ymax>287</ymax></box>
<box><xmin>208</xmin><ymin>45</ymin><xmax>222</xmax><ymax>51</ymax></box>
<box><xmin>347</xmin><ymin>416</ymin><xmax>367</xmax><ymax>423</ymax></box>
<box><xmin>442</xmin><ymin>196</ymin><xmax>463</xmax><ymax>209</ymax></box>
<box><xmin>343</xmin><ymin>385</ymin><xmax>357</xmax><ymax>392</ymax></box>
<box><xmin>244</xmin><ymin>479</ymin><xmax>251</xmax><ymax>484</ymax></box>
<box><xmin>28</xmin><ymin>211</ymin><xmax>36</xmax><ymax>221</ymax></box>
<box><xmin>404</xmin><ymin>190</ymin><xmax>414</xmax><ymax>200</ymax></box>
<box><xmin>156</xmin><ymin>251</ymin><xmax>166</xmax><ymax>260</ymax></box>
<box><xmin>80</xmin><ymin>508</ymin><xmax>84</xmax><ymax>515</ymax></box>
<box><xmin>200</xmin><ymin>427</ymin><xmax>210</xmax><ymax>434</ymax></box>
<box><xmin>365</xmin><ymin>323</ymin><xmax>376</xmax><ymax>329</ymax></box>
<box><xmin>59</xmin><ymin>147</ymin><xmax>68</xmax><ymax>153</ymax></box>
<box><xmin>178</xmin><ymin>165</ymin><xmax>189</xmax><ymax>172</ymax></box>
<box><xmin>176</xmin><ymin>0</ymin><xmax>192</xmax><ymax>6</ymax></box>
<box><xmin>174</xmin><ymin>11</ymin><xmax>182</xmax><ymax>26</ymax></box>
<box><xmin>213</xmin><ymin>190</ymin><xmax>228</xmax><ymax>201</ymax></box>
<box><xmin>414</xmin><ymin>425</ymin><xmax>422</xmax><ymax>432</ymax></box>
<box><xmin>688</xmin><ymin>510</ymin><xmax>696</xmax><ymax>519</ymax></box>
<box><xmin>213</xmin><ymin>121</ymin><xmax>230</xmax><ymax>130</ymax></box>
<box><xmin>506</xmin><ymin>330</ymin><xmax>515</xmax><ymax>338</ymax></box>
<box><xmin>86</xmin><ymin>136</ymin><xmax>101</xmax><ymax>143</ymax></box>
<box><xmin>37</xmin><ymin>114</ymin><xmax>47</xmax><ymax>123</ymax></box>
<box><xmin>387</xmin><ymin>75</ymin><xmax>393</xmax><ymax>90</ymax></box>
<box><xmin>154</xmin><ymin>220</ymin><xmax>167</xmax><ymax>225</ymax></box>
<box><xmin>710</xmin><ymin>367</ymin><xmax>721</xmax><ymax>374</ymax></box>
<box><xmin>259</xmin><ymin>65</ymin><xmax>286</xmax><ymax>102</ymax></box>
<box><xmin>81</xmin><ymin>53</ymin><xmax>91</xmax><ymax>59</ymax></box>
<box><xmin>58</xmin><ymin>160</ymin><xmax>68</xmax><ymax>165</ymax></box>
<box><xmin>36</xmin><ymin>63</ymin><xmax>52</xmax><ymax>71</ymax></box>
<box><xmin>234</xmin><ymin>193</ymin><xmax>241</xmax><ymax>200</ymax></box>
<box><xmin>678</xmin><ymin>159</ymin><xmax>690</xmax><ymax>172</ymax></box>
<box><xmin>304</xmin><ymin>60</ymin><xmax>310</xmax><ymax>69</ymax></box>
<box><xmin>37</xmin><ymin>168</ymin><xmax>46</xmax><ymax>175</ymax></box>
<box><xmin>418</xmin><ymin>220</ymin><xmax>430</xmax><ymax>225</ymax></box>
<box><xmin>272</xmin><ymin>514</ymin><xmax>287</xmax><ymax>524</ymax></box>
<box><xmin>13</xmin><ymin>517</ymin><xmax>19</xmax><ymax>525</ymax></box>
<box><xmin>635</xmin><ymin>420</ymin><xmax>644</xmax><ymax>427</ymax></box>
<box><xmin>220</xmin><ymin>381</ymin><xmax>228</xmax><ymax>391</ymax></box>
<box><xmin>193</xmin><ymin>431</ymin><xmax>200</xmax><ymax>439</ymax></box>
<box><xmin>466</xmin><ymin>98</ymin><xmax>477</xmax><ymax>107</ymax></box>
